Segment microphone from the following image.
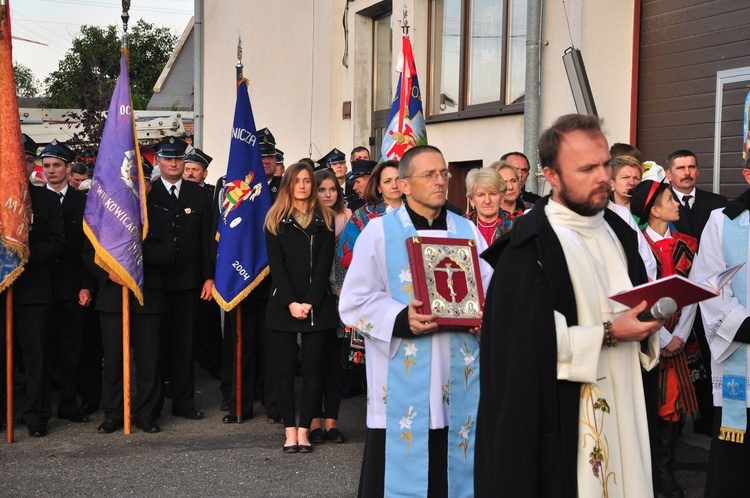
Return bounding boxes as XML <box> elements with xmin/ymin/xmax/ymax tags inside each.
<box><xmin>636</xmin><ymin>297</ymin><xmax>678</xmax><ymax>322</ymax></box>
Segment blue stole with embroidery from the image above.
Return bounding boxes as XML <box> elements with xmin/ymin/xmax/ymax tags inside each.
<box><xmin>383</xmin><ymin>207</ymin><xmax>480</xmax><ymax>497</ymax></box>
<box><xmin>720</xmin><ymin>211</ymin><xmax>748</xmax><ymax>443</ymax></box>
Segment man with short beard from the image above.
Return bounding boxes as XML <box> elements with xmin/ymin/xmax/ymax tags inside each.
<box><xmin>476</xmin><ymin>114</ymin><xmax>662</xmax><ymax>497</ymax></box>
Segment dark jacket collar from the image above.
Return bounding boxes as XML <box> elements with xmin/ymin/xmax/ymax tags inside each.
<box><xmin>724</xmin><ymin>187</ymin><xmax>750</xmax><ymax>220</ymax></box>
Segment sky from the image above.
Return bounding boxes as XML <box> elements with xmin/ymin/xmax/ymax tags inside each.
<box><xmin>10</xmin><ymin>0</ymin><xmax>193</xmax><ymax>91</ymax></box>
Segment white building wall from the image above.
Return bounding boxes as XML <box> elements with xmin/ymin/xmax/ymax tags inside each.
<box><xmin>202</xmin><ymin>0</ymin><xmax>636</xmax><ymax>186</ymax></box>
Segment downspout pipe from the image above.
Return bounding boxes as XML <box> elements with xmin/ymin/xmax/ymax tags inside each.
<box><xmin>193</xmin><ymin>0</ymin><xmax>204</xmax><ymax>147</ymax></box>
<box><xmin>524</xmin><ymin>0</ymin><xmax>543</xmax><ymax>194</ymax></box>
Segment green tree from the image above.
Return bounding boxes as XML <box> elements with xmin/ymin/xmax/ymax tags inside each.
<box><xmin>42</xmin><ymin>20</ymin><xmax>177</xmax><ymax>161</ymax></box>
<box><xmin>44</xmin><ymin>20</ymin><xmax>177</xmax><ymax>109</ymax></box>
<box><xmin>13</xmin><ymin>62</ymin><xmax>39</xmax><ymax>98</ymax></box>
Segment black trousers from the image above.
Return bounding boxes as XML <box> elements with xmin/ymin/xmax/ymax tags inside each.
<box><xmin>77</xmin><ymin>302</ymin><xmax>102</xmax><ymax>408</ymax></box>
<box><xmin>161</xmin><ymin>289</ymin><xmax>198</xmax><ymax>412</ymax></box>
<box><xmin>318</xmin><ymin>331</ymin><xmax>343</xmax><ymax>420</ymax></box>
<box><xmin>275</xmin><ymin>329</ymin><xmax>328</xmax><ymax>429</ymax></box>
<box><xmin>193</xmin><ymin>297</ymin><xmax>222</xmax><ymax>371</ymax></box>
<box><xmin>705</xmin><ymin>407</ymin><xmax>750</xmax><ymax>498</ymax></box>
<box><xmin>100</xmin><ymin>312</ymin><xmax>162</xmax><ymax>422</ymax></box>
<box><xmin>358</xmin><ymin>428</ymin><xmax>448</xmax><ymax>498</ymax></box>
<box><xmin>0</xmin><ymin>300</ymin><xmax>52</xmax><ymax>424</ymax></box>
<box><xmin>51</xmin><ymin>299</ymin><xmax>84</xmax><ymax>416</ymax></box>
<box><xmin>222</xmin><ymin>297</ymin><xmax>264</xmax><ymax>416</ymax></box>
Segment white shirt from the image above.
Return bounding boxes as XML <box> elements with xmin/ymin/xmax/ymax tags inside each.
<box><xmin>46</xmin><ymin>183</ymin><xmax>69</xmax><ymax>203</ymax></box>
<box><xmin>161</xmin><ymin>177</ymin><xmax>183</xmax><ymax>198</ymax></box>
<box><xmin>672</xmin><ymin>187</ymin><xmax>697</xmax><ymax>209</ymax></box>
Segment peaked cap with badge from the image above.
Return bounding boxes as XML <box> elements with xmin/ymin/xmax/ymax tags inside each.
<box><xmin>40</xmin><ymin>139</ymin><xmax>76</xmax><ymax>163</ymax></box>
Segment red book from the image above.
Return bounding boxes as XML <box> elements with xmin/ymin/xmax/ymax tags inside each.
<box><xmin>406</xmin><ymin>236</ymin><xmax>485</xmax><ymax>330</ymax></box>
<box><xmin>610</xmin><ymin>263</ymin><xmax>745</xmax><ymax>309</ymax></box>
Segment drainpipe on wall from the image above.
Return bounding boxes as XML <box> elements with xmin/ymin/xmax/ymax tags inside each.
<box><xmin>524</xmin><ymin>0</ymin><xmax>543</xmax><ymax>194</ymax></box>
<box><xmin>193</xmin><ymin>0</ymin><xmax>204</xmax><ymax>148</ymax></box>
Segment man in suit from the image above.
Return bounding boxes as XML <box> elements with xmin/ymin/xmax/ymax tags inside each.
<box><xmin>183</xmin><ymin>148</ymin><xmax>222</xmax><ymax>381</ymax></box>
<box><xmin>666</xmin><ymin>149</ymin><xmax>727</xmax><ymax>243</ymax></box>
<box><xmin>151</xmin><ymin>136</ymin><xmax>215</xmax><ymax>420</ymax></box>
<box><xmin>183</xmin><ymin>148</ymin><xmax>215</xmax><ymax>201</ymax></box>
<box><xmin>40</xmin><ymin>140</ymin><xmax>95</xmax><ymax>424</ymax></box>
<box><xmin>86</xmin><ymin>160</ymin><xmax>175</xmax><ymax>434</ymax></box>
<box><xmin>666</xmin><ymin>149</ymin><xmax>728</xmax><ymax>436</ymax></box>
<box><xmin>501</xmin><ymin>151</ymin><xmax>541</xmax><ymax>204</ymax></box>
<box><xmin>0</xmin><ymin>134</ymin><xmax>66</xmax><ymax>437</ymax></box>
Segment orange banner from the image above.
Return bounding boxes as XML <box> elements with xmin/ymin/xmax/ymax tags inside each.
<box><xmin>0</xmin><ymin>1</ymin><xmax>31</xmax><ymax>292</ymax></box>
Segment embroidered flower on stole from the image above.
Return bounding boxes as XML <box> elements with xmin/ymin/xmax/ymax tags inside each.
<box><xmin>399</xmin><ymin>265</ymin><xmax>414</xmax><ymax>300</ymax></box>
<box><xmin>399</xmin><ymin>406</ymin><xmax>418</xmax><ymax>452</ymax></box>
<box><xmin>403</xmin><ymin>340</ymin><xmax>417</xmax><ymax>377</ymax></box>
<box><xmin>460</xmin><ymin>343</ymin><xmax>475</xmax><ymax>388</ymax></box>
<box><xmin>458</xmin><ymin>415</ymin><xmax>475</xmax><ymax>461</ymax></box>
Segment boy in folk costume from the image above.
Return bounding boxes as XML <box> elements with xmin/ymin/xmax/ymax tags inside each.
<box><xmin>630</xmin><ymin>180</ymin><xmax>704</xmax><ymax>498</ymax></box>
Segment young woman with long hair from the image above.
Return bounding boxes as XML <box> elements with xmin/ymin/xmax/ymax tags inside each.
<box><xmin>264</xmin><ymin>162</ymin><xmax>337</xmax><ymax>453</ymax></box>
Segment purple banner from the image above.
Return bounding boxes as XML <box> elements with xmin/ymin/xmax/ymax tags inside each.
<box><xmin>83</xmin><ymin>52</ymin><xmax>147</xmax><ymax>304</ymax></box>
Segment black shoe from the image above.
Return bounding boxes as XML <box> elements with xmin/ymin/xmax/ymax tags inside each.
<box><xmin>97</xmin><ymin>419</ymin><xmax>123</xmax><ymax>434</ymax></box>
<box><xmin>309</xmin><ymin>428</ymin><xmax>325</xmax><ymax>444</ymax></box>
<box><xmin>325</xmin><ymin>428</ymin><xmax>346</xmax><ymax>443</ymax></box>
<box><xmin>134</xmin><ymin>420</ymin><xmax>161</xmax><ymax>433</ymax></box>
<box><xmin>282</xmin><ymin>444</ymin><xmax>299</xmax><ymax>453</ymax></box>
<box><xmin>222</xmin><ymin>413</ymin><xmax>251</xmax><ymax>423</ymax></box>
<box><xmin>298</xmin><ymin>444</ymin><xmax>313</xmax><ymax>453</ymax></box>
<box><xmin>79</xmin><ymin>403</ymin><xmax>99</xmax><ymax>416</ymax></box>
<box><xmin>15</xmin><ymin>416</ymin><xmax>25</xmax><ymax>425</ymax></box>
<box><xmin>58</xmin><ymin>410</ymin><xmax>90</xmax><ymax>423</ymax></box>
<box><xmin>173</xmin><ymin>407</ymin><xmax>204</xmax><ymax>420</ymax></box>
<box><xmin>28</xmin><ymin>424</ymin><xmax>48</xmax><ymax>437</ymax></box>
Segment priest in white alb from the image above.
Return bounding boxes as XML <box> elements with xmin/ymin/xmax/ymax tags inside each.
<box><xmin>339</xmin><ymin>145</ymin><xmax>492</xmax><ymax>498</ymax></box>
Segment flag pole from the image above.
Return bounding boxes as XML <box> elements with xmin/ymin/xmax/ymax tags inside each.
<box><xmin>6</xmin><ymin>287</ymin><xmax>14</xmax><ymax>443</ymax></box>
<box><xmin>233</xmin><ymin>35</ymin><xmax>244</xmax><ymax>424</ymax></box>
<box><xmin>120</xmin><ymin>1</ymin><xmax>132</xmax><ymax>435</ymax></box>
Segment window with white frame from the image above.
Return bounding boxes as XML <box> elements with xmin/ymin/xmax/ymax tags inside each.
<box><xmin>429</xmin><ymin>0</ymin><xmax>526</xmax><ymax>119</ymax></box>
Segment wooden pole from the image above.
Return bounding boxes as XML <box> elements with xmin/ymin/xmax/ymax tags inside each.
<box><xmin>6</xmin><ymin>286</ymin><xmax>14</xmax><ymax>443</ymax></box>
<box><xmin>122</xmin><ymin>286</ymin><xmax>131</xmax><ymax>434</ymax></box>
<box><xmin>235</xmin><ymin>305</ymin><xmax>243</xmax><ymax>423</ymax></box>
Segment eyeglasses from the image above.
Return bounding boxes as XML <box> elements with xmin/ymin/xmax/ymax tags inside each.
<box><xmin>402</xmin><ymin>170</ymin><xmax>452</xmax><ymax>182</ymax></box>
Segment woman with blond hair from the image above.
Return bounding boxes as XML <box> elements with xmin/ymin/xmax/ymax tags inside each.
<box><xmin>464</xmin><ymin>168</ymin><xmax>507</xmax><ymax>245</ymax></box>
<box><xmin>264</xmin><ymin>162</ymin><xmax>337</xmax><ymax>454</ymax></box>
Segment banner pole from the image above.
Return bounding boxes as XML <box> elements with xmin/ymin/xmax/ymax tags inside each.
<box><xmin>6</xmin><ymin>287</ymin><xmax>14</xmax><ymax>443</ymax></box>
<box><xmin>122</xmin><ymin>286</ymin><xmax>131</xmax><ymax>434</ymax></box>
<box><xmin>235</xmin><ymin>306</ymin><xmax>243</xmax><ymax>423</ymax></box>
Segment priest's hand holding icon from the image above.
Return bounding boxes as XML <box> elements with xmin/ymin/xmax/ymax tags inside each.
<box><xmin>408</xmin><ymin>299</ymin><xmax>439</xmax><ymax>335</ymax></box>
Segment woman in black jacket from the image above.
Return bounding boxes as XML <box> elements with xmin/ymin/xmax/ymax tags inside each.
<box><xmin>264</xmin><ymin>162</ymin><xmax>337</xmax><ymax>453</ymax></box>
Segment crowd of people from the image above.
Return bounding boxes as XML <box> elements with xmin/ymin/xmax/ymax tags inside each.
<box><xmin>3</xmin><ymin>113</ymin><xmax>750</xmax><ymax>497</ymax></box>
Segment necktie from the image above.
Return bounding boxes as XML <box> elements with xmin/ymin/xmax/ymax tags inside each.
<box><xmin>682</xmin><ymin>194</ymin><xmax>692</xmax><ymax>210</ymax></box>
<box><xmin>58</xmin><ymin>192</ymin><xmax>64</xmax><ymax>204</ymax></box>
<box><xmin>170</xmin><ymin>184</ymin><xmax>178</xmax><ymax>200</ymax></box>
